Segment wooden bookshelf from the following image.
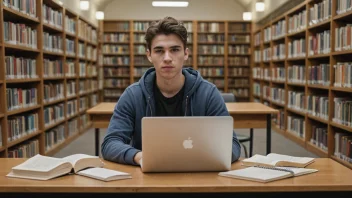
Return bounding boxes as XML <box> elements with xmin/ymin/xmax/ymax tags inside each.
<box><xmin>251</xmin><ymin>0</ymin><xmax>352</xmax><ymax>169</ymax></box>
<box><xmin>99</xmin><ymin>20</ymin><xmax>251</xmax><ymax>102</ymax></box>
<box><xmin>0</xmin><ymin>0</ymin><xmax>100</xmax><ymax>158</ymax></box>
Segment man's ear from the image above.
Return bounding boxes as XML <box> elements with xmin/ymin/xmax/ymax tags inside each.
<box><xmin>146</xmin><ymin>49</ymin><xmax>152</xmax><ymax>63</ymax></box>
<box><xmin>184</xmin><ymin>48</ymin><xmax>189</xmax><ymax>61</ymax></box>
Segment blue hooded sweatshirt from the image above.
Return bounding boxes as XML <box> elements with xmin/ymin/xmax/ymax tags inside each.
<box><xmin>101</xmin><ymin>67</ymin><xmax>241</xmax><ymax>165</ymax></box>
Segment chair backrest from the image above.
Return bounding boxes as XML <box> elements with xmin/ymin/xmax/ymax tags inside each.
<box><xmin>221</xmin><ymin>93</ymin><xmax>236</xmax><ymax>102</ymax></box>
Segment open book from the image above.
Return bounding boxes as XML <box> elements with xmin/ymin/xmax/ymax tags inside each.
<box><xmin>242</xmin><ymin>153</ymin><xmax>315</xmax><ymax>168</ymax></box>
<box><xmin>77</xmin><ymin>167</ymin><xmax>132</xmax><ymax>182</ymax></box>
<box><xmin>7</xmin><ymin>154</ymin><xmax>104</xmax><ymax>180</ymax></box>
<box><xmin>219</xmin><ymin>166</ymin><xmax>318</xmax><ymax>183</ymax></box>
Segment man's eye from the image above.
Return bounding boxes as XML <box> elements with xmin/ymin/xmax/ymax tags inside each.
<box><xmin>155</xmin><ymin>50</ymin><xmax>162</xmax><ymax>53</ymax></box>
<box><xmin>171</xmin><ymin>48</ymin><xmax>179</xmax><ymax>52</ymax></box>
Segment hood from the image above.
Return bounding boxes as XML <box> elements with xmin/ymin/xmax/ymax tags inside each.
<box><xmin>139</xmin><ymin>67</ymin><xmax>203</xmax><ymax>100</ymax></box>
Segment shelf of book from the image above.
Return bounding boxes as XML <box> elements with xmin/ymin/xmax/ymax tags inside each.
<box><xmin>331</xmin><ymin>87</ymin><xmax>352</xmax><ymax>93</ymax></box>
<box><xmin>306</xmin><ymin>141</ymin><xmax>328</xmax><ymax>157</ymax></box>
<box><xmin>0</xmin><ymin>0</ymin><xmax>101</xmax><ymax>158</ymax></box>
<box><xmin>4</xmin><ymin>43</ymin><xmax>40</xmax><ymax>52</ymax></box>
<box><xmin>331</xmin><ymin>50</ymin><xmax>352</xmax><ymax>56</ymax></box>
<box><xmin>285</xmin><ymin>130</ymin><xmax>306</xmax><ymax>148</ymax></box>
<box><xmin>6</xmin><ymin>78</ymin><xmax>41</xmax><ymax>83</ymax></box>
<box><xmin>330</xmin><ymin>122</ymin><xmax>352</xmax><ymax>134</ymax></box>
<box><xmin>308</xmin><ymin>19</ymin><xmax>331</xmax><ymax>30</ymax></box>
<box><xmin>44</xmin><ymin>130</ymin><xmax>81</xmax><ymax>156</ymax></box>
<box><xmin>307</xmin><ymin>54</ymin><xmax>330</xmax><ymax>59</ymax></box>
<box><xmin>45</xmin><ymin>119</ymin><xmax>66</xmax><ymax>131</ymax></box>
<box><xmin>251</xmin><ymin>0</ymin><xmax>352</xmax><ymax>168</ymax></box>
<box><xmin>307</xmin><ymin>114</ymin><xmax>329</xmax><ymax>124</ymax></box>
<box><xmin>307</xmin><ymin>84</ymin><xmax>330</xmax><ymax>90</ymax></box>
<box><xmin>272</xmin><ymin>124</ymin><xmax>285</xmax><ymax>135</ymax></box>
<box><xmin>2</xmin><ymin>6</ymin><xmax>40</xmax><ymax>23</ymax></box>
<box><xmin>332</xmin><ymin>156</ymin><xmax>352</xmax><ymax>169</ymax></box>
<box><xmin>7</xmin><ymin>130</ymin><xmax>42</xmax><ymax>148</ymax></box>
<box><xmin>287</xmin><ymin>107</ymin><xmax>306</xmax><ymax>117</ymax></box>
<box><xmin>6</xmin><ymin>105</ymin><xmax>41</xmax><ymax>116</ymax></box>
<box><xmin>333</xmin><ymin>9</ymin><xmax>352</xmax><ymax>20</ymax></box>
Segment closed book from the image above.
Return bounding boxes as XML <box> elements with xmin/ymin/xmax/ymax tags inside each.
<box><xmin>219</xmin><ymin>166</ymin><xmax>318</xmax><ymax>183</ymax></box>
<box><xmin>77</xmin><ymin>167</ymin><xmax>132</xmax><ymax>182</ymax></box>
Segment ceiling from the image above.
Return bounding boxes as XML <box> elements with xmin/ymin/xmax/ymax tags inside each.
<box><xmin>92</xmin><ymin>0</ymin><xmax>114</xmax><ymax>10</ymax></box>
<box><xmin>236</xmin><ymin>0</ymin><xmax>252</xmax><ymax>9</ymax></box>
<box><xmin>91</xmin><ymin>0</ymin><xmax>253</xmax><ymax>11</ymax></box>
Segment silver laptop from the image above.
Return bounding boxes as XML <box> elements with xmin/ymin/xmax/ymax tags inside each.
<box><xmin>141</xmin><ymin>116</ymin><xmax>233</xmax><ymax>173</ymax></box>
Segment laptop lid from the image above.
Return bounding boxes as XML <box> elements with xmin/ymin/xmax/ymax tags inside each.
<box><xmin>141</xmin><ymin>116</ymin><xmax>233</xmax><ymax>173</ymax></box>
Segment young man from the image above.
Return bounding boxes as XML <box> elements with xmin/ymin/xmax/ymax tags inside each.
<box><xmin>101</xmin><ymin>16</ymin><xmax>241</xmax><ymax>166</ymax></box>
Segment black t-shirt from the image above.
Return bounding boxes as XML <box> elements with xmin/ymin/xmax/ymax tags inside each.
<box><xmin>153</xmin><ymin>80</ymin><xmax>185</xmax><ymax>117</ymax></box>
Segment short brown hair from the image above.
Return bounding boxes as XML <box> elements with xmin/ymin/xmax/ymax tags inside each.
<box><xmin>145</xmin><ymin>16</ymin><xmax>188</xmax><ymax>51</ymax></box>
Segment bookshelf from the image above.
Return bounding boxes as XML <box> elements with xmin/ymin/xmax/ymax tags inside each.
<box><xmin>251</xmin><ymin>0</ymin><xmax>352</xmax><ymax>169</ymax></box>
<box><xmin>0</xmin><ymin>0</ymin><xmax>100</xmax><ymax>158</ymax></box>
<box><xmin>100</xmin><ymin>20</ymin><xmax>252</xmax><ymax>102</ymax></box>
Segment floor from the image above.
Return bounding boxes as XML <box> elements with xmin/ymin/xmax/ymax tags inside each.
<box><xmin>53</xmin><ymin>127</ymin><xmax>318</xmax><ymax>158</ymax></box>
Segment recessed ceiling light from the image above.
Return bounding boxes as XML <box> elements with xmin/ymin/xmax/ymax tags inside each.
<box><xmin>256</xmin><ymin>2</ymin><xmax>265</xmax><ymax>12</ymax></box>
<box><xmin>80</xmin><ymin>0</ymin><xmax>89</xmax><ymax>10</ymax></box>
<box><xmin>243</xmin><ymin>12</ymin><xmax>252</xmax><ymax>21</ymax></box>
<box><xmin>96</xmin><ymin>11</ymin><xmax>104</xmax><ymax>20</ymax></box>
<box><xmin>152</xmin><ymin>1</ymin><xmax>189</xmax><ymax>7</ymax></box>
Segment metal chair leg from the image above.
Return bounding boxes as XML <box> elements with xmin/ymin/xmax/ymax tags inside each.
<box><xmin>241</xmin><ymin>143</ymin><xmax>248</xmax><ymax>158</ymax></box>
<box><xmin>249</xmin><ymin>128</ymin><xmax>253</xmax><ymax>157</ymax></box>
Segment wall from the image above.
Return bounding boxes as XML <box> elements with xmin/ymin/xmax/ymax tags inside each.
<box><xmin>59</xmin><ymin>0</ymin><xmax>98</xmax><ymax>26</ymax></box>
<box><xmin>250</xmin><ymin>0</ymin><xmax>290</xmax><ymax>22</ymax></box>
<box><xmin>104</xmin><ymin>0</ymin><xmax>245</xmax><ymax>21</ymax></box>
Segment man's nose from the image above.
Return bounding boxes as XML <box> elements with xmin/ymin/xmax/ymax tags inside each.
<box><xmin>163</xmin><ymin>51</ymin><xmax>172</xmax><ymax>61</ymax></box>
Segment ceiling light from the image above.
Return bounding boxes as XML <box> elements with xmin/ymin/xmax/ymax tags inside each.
<box><xmin>80</xmin><ymin>0</ymin><xmax>89</xmax><ymax>10</ymax></box>
<box><xmin>243</xmin><ymin>12</ymin><xmax>252</xmax><ymax>21</ymax></box>
<box><xmin>152</xmin><ymin>1</ymin><xmax>189</xmax><ymax>7</ymax></box>
<box><xmin>96</xmin><ymin>11</ymin><xmax>104</xmax><ymax>20</ymax></box>
<box><xmin>256</xmin><ymin>2</ymin><xmax>265</xmax><ymax>12</ymax></box>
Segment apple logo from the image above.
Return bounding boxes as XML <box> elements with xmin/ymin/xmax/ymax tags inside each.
<box><xmin>183</xmin><ymin>137</ymin><xmax>193</xmax><ymax>149</ymax></box>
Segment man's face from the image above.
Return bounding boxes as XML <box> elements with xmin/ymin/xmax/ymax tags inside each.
<box><xmin>147</xmin><ymin>34</ymin><xmax>189</xmax><ymax>80</ymax></box>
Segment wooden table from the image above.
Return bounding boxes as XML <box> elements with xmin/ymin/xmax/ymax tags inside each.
<box><xmin>0</xmin><ymin>158</ymin><xmax>351</xmax><ymax>197</ymax></box>
<box><xmin>87</xmin><ymin>102</ymin><xmax>278</xmax><ymax>156</ymax></box>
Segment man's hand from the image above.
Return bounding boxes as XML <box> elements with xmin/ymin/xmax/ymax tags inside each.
<box><xmin>134</xmin><ymin>152</ymin><xmax>142</xmax><ymax>165</ymax></box>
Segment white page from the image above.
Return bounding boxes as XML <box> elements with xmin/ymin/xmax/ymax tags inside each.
<box><xmin>277</xmin><ymin>167</ymin><xmax>318</xmax><ymax>176</ymax></box>
<box><xmin>219</xmin><ymin>167</ymin><xmax>290</xmax><ymax>182</ymax></box>
<box><xmin>266</xmin><ymin>153</ymin><xmax>314</xmax><ymax>164</ymax></box>
<box><xmin>12</xmin><ymin>154</ymin><xmax>67</xmax><ymax>172</ymax></box>
<box><xmin>62</xmin><ymin>154</ymin><xmax>99</xmax><ymax>166</ymax></box>
<box><xmin>77</xmin><ymin>168</ymin><xmax>131</xmax><ymax>181</ymax></box>
<box><xmin>242</xmin><ymin>154</ymin><xmax>277</xmax><ymax>166</ymax></box>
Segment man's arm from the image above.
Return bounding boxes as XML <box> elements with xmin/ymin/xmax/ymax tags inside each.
<box><xmin>205</xmin><ymin>86</ymin><xmax>241</xmax><ymax>163</ymax></box>
<box><xmin>101</xmin><ymin>88</ymin><xmax>140</xmax><ymax>165</ymax></box>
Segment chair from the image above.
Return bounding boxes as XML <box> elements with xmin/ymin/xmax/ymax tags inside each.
<box><xmin>221</xmin><ymin>93</ymin><xmax>253</xmax><ymax>158</ymax></box>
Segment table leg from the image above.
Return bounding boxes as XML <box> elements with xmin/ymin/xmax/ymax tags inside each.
<box><xmin>266</xmin><ymin>114</ymin><xmax>271</xmax><ymax>154</ymax></box>
<box><xmin>95</xmin><ymin>128</ymin><xmax>100</xmax><ymax>156</ymax></box>
<box><xmin>249</xmin><ymin>128</ymin><xmax>253</xmax><ymax>157</ymax></box>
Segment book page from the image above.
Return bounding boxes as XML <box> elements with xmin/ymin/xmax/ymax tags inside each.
<box><xmin>242</xmin><ymin>154</ymin><xmax>278</xmax><ymax>166</ymax></box>
<box><xmin>276</xmin><ymin>167</ymin><xmax>318</xmax><ymax>176</ymax></box>
<box><xmin>62</xmin><ymin>154</ymin><xmax>99</xmax><ymax>167</ymax></box>
<box><xmin>266</xmin><ymin>153</ymin><xmax>314</xmax><ymax>164</ymax></box>
<box><xmin>12</xmin><ymin>154</ymin><xmax>67</xmax><ymax>172</ymax></box>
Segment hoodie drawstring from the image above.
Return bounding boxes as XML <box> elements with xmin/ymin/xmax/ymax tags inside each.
<box><xmin>147</xmin><ymin>96</ymin><xmax>153</xmax><ymax>116</ymax></box>
<box><xmin>184</xmin><ymin>96</ymin><xmax>189</xmax><ymax>116</ymax></box>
